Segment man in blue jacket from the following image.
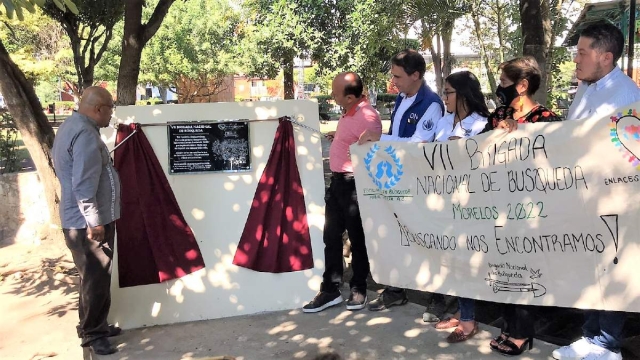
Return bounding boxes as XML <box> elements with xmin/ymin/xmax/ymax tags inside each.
<box><xmin>359</xmin><ymin>49</ymin><xmax>444</xmax><ymax>143</ymax></box>
<box><xmin>358</xmin><ymin>49</ymin><xmax>445</xmax><ymax>315</ymax></box>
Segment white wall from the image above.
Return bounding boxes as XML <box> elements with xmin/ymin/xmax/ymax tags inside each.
<box><xmin>102</xmin><ymin>100</ymin><xmax>325</xmax><ymax>329</ymax></box>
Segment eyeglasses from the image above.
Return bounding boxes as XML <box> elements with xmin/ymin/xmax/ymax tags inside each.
<box><xmin>441</xmin><ymin>90</ymin><xmax>456</xmax><ymax>98</ymax></box>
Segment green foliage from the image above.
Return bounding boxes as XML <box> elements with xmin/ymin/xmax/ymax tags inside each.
<box><xmin>43</xmin><ymin>0</ymin><xmax>121</xmax><ymax>30</ymax></box>
<box><xmin>1</xmin><ymin>0</ymin><xmax>77</xmax><ymax>20</ymax></box>
<box><xmin>93</xmin><ymin>18</ymin><xmax>122</xmax><ymax>83</ymax></box>
<box><xmin>547</xmin><ymin>48</ymin><xmax>574</xmax><ymax>114</ymax></box>
<box><xmin>463</xmin><ymin>0</ymin><xmax>520</xmax><ymax>94</ymax></box>
<box><xmin>35</xmin><ymin>80</ymin><xmax>60</xmax><ymax>103</ymax></box>
<box><xmin>313</xmin><ymin>94</ymin><xmax>332</xmax><ymax>113</ymax></box>
<box><xmin>316</xmin><ymin>0</ymin><xmax>409</xmax><ymax>90</ymax></box>
<box><xmin>240</xmin><ymin>0</ymin><xmax>326</xmax><ymax>79</ymax></box>
<box><xmin>135</xmin><ymin>98</ymin><xmax>163</xmax><ymax>106</ymax></box>
<box><xmin>376</xmin><ymin>93</ymin><xmax>397</xmax><ymax>104</ymax></box>
<box><xmin>0</xmin><ymin>111</ymin><xmax>19</xmax><ymax>174</ymax></box>
<box><xmin>140</xmin><ymin>0</ymin><xmax>240</xmax><ymax>101</ymax></box>
<box><xmin>54</xmin><ymin>101</ymin><xmax>75</xmax><ymax>111</ymax></box>
<box><xmin>0</xmin><ymin>8</ymin><xmax>72</xmax><ymax>83</ymax></box>
<box><xmin>41</xmin><ymin>0</ymin><xmax>125</xmax><ymax>91</ymax></box>
<box><xmin>376</xmin><ymin>93</ymin><xmax>397</xmax><ymax>114</ymax></box>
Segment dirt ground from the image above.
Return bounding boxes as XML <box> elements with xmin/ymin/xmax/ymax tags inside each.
<box><xmin>0</xmin><ymin>238</ymin><xmax>82</xmax><ymax>360</ymax></box>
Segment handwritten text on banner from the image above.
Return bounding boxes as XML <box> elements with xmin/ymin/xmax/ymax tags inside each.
<box><xmin>351</xmin><ymin>105</ymin><xmax>640</xmax><ymax>312</ymax></box>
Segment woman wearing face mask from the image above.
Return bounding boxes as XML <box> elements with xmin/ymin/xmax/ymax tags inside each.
<box><xmin>484</xmin><ymin>56</ymin><xmax>561</xmax><ymax>134</ymax></box>
<box><xmin>430</xmin><ymin>71</ymin><xmax>488</xmax><ymax>344</ymax></box>
<box><xmin>484</xmin><ymin>57</ymin><xmax>561</xmax><ymax>356</ymax></box>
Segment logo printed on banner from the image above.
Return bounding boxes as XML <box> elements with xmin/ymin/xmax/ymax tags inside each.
<box><xmin>363</xmin><ymin>144</ymin><xmax>412</xmax><ymax>201</ymax></box>
<box><xmin>610</xmin><ymin>109</ymin><xmax>640</xmax><ymax>170</ymax></box>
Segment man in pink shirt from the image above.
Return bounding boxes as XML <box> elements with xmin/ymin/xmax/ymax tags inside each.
<box><xmin>302</xmin><ymin>72</ymin><xmax>382</xmax><ymax>313</ymax></box>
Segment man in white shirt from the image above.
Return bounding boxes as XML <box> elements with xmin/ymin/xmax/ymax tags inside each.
<box><xmin>553</xmin><ymin>22</ymin><xmax>640</xmax><ymax>360</ymax></box>
<box><xmin>567</xmin><ymin>31</ymin><xmax>640</xmax><ymax>121</ymax></box>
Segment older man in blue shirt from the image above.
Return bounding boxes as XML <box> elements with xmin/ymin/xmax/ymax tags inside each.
<box><xmin>52</xmin><ymin>86</ymin><xmax>121</xmax><ymax>355</ymax></box>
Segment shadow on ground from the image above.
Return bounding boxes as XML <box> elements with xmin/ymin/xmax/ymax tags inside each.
<box><xmin>98</xmin><ymin>288</ymin><xmax>560</xmax><ymax>360</ymax></box>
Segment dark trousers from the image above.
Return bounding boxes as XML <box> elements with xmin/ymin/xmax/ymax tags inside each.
<box><xmin>64</xmin><ymin>223</ymin><xmax>115</xmax><ymax>346</ymax></box>
<box><xmin>502</xmin><ymin>304</ymin><xmax>535</xmax><ymax>339</ymax></box>
<box><xmin>583</xmin><ymin>310</ymin><xmax>626</xmax><ymax>352</ymax></box>
<box><xmin>321</xmin><ymin>173</ymin><xmax>370</xmax><ymax>293</ymax></box>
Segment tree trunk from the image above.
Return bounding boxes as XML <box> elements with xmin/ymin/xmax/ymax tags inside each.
<box><xmin>520</xmin><ymin>0</ymin><xmax>549</xmax><ymax>106</ymax></box>
<box><xmin>472</xmin><ymin>11</ymin><xmax>498</xmax><ymax>94</ymax></box>
<box><xmin>117</xmin><ymin>0</ymin><xmax>145</xmax><ymax>105</ymax></box>
<box><xmin>158</xmin><ymin>86</ymin><xmax>168</xmax><ymax>103</ymax></box>
<box><xmin>0</xmin><ymin>40</ymin><xmax>62</xmax><ymax>240</ymax></box>
<box><xmin>116</xmin><ymin>34</ymin><xmax>144</xmax><ymax>105</ymax></box>
<box><xmin>442</xmin><ymin>19</ymin><xmax>454</xmax><ymax>82</ymax></box>
<box><xmin>283</xmin><ymin>54</ymin><xmax>295</xmax><ymax>100</ymax></box>
<box><xmin>116</xmin><ymin>0</ymin><xmax>177</xmax><ymax>105</ymax></box>
<box><xmin>82</xmin><ymin>67</ymin><xmax>94</xmax><ymax>91</ymax></box>
<box><xmin>496</xmin><ymin>1</ymin><xmax>506</xmax><ymax>64</ymax></box>
<box><xmin>430</xmin><ymin>45</ymin><xmax>443</xmax><ymax>95</ymax></box>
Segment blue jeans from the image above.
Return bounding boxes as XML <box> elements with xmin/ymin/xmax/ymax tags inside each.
<box><xmin>459</xmin><ymin>298</ymin><xmax>475</xmax><ymax>322</ymax></box>
<box><xmin>583</xmin><ymin>310</ymin><xmax>625</xmax><ymax>352</ymax></box>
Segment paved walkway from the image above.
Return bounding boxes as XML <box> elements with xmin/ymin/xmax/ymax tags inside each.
<box><xmin>94</xmin><ymin>289</ymin><xmax>559</xmax><ymax>360</ymax></box>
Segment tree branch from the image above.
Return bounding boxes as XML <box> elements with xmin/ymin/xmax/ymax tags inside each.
<box><xmin>81</xmin><ymin>26</ymin><xmax>98</xmax><ymax>60</ymax></box>
<box><xmin>142</xmin><ymin>0</ymin><xmax>177</xmax><ymax>44</ymax></box>
<box><xmin>1</xmin><ymin>20</ymin><xmax>17</xmax><ymax>41</ymax></box>
<box><xmin>94</xmin><ymin>29</ymin><xmax>113</xmax><ymax>65</ymax></box>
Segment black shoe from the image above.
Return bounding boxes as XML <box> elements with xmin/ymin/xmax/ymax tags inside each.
<box><xmin>302</xmin><ymin>291</ymin><xmax>343</xmax><ymax>313</ymax></box>
<box><xmin>368</xmin><ymin>288</ymin><xmax>408</xmax><ymax>311</ymax></box>
<box><xmin>494</xmin><ymin>338</ymin><xmax>533</xmax><ymax>356</ymax></box>
<box><xmin>89</xmin><ymin>337</ymin><xmax>117</xmax><ymax>355</ymax></box>
<box><xmin>346</xmin><ymin>288</ymin><xmax>367</xmax><ymax>311</ymax></box>
<box><xmin>108</xmin><ymin>324</ymin><xmax>122</xmax><ymax>337</ymax></box>
<box><xmin>422</xmin><ymin>297</ymin><xmax>450</xmax><ymax>322</ymax></box>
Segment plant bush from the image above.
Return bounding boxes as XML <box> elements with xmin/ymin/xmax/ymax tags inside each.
<box><xmin>313</xmin><ymin>95</ymin><xmax>333</xmax><ymax>114</ymax></box>
<box><xmin>52</xmin><ymin>101</ymin><xmax>76</xmax><ymax>112</ymax></box>
<box><xmin>135</xmin><ymin>98</ymin><xmax>165</xmax><ymax>106</ymax></box>
<box><xmin>376</xmin><ymin>93</ymin><xmax>397</xmax><ymax>114</ymax></box>
<box><xmin>0</xmin><ymin>112</ymin><xmax>20</xmax><ymax>174</ymax></box>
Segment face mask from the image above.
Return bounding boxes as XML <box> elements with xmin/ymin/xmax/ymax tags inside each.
<box><xmin>495</xmin><ymin>84</ymin><xmax>519</xmax><ymax>106</ymax></box>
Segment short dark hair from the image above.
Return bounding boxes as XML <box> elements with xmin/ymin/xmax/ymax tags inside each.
<box><xmin>445</xmin><ymin>71</ymin><xmax>490</xmax><ymax>118</ymax></box>
<box><xmin>580</xmin><ymin>22</ymin><xmax>624</xmax><ymax>63</ymax></box>
<box><xmin>342</xmin><ymin>72</ymin><xmax>364</xmax><ymax>98</ymax></box>
<box><xmin>391</xmin><ymin>49</ymin><xmax>426</xmax><ymax>78</ymax></box>
<box><xmin>499</xmin><ymin>56</ymin><xmax>541</xmax><ymax>96</ymax></box>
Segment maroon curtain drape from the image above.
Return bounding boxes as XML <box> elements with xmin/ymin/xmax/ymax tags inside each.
<box><xmin>114</xmin><ymin>123</ymin><xmax>206</xmax><ymax>287</ymax></box>
<box><xmin>232</xmin><ymin>117</ymin><xmax>314</xmax><ymax>272</ymax></box>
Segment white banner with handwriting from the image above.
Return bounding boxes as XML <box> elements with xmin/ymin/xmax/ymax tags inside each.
<box><xmin>351</xmin><ymin>104</ymin><xmax>640</xmax><ymax>312</ymax></box>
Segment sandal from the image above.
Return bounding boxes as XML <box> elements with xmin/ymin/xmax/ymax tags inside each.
<box><xmin>446</xmin><ymin>323</ymin><xmax>478</xmax><ymax>343</ymax></box>
<box><xmin>495</xmin><ymin>338</ymin><xmax>533</xmax><ymax>356</ymax></box>
<box><xmin>489</xmin><ymin>333</ymin><xmax>508</xmax><ymax>349</ymax></box>
<box><xmin>435</xmin><ymin>317</ymin><xmax>460</xmax><ymax>329</ymax></box>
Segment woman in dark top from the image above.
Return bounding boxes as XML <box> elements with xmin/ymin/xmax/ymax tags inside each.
<box><xmin>485</xmin><ymin>56</ymin><xmax>561</xmax><ymax>356</ymax></box>
<box><xmin>484</xmin><ymin>56</ymin><xmax>561</xmax><ymax>134</ymax></box>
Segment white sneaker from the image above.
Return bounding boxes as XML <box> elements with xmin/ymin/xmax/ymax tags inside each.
<box><xmin>581</xmin><ymin>346</ymin><xmax>622</xmax><ymax>360</ymax></box>
<box><xmin>552</xmin><ymin>337</ymin><xmax>596</xmax><ymax>359</ymax></box>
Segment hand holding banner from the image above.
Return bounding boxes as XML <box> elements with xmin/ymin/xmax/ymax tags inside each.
<box><xmin>351</xmin><ymin>104</ymin><xmax>640</xmax><ymax>312</ymax></box>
